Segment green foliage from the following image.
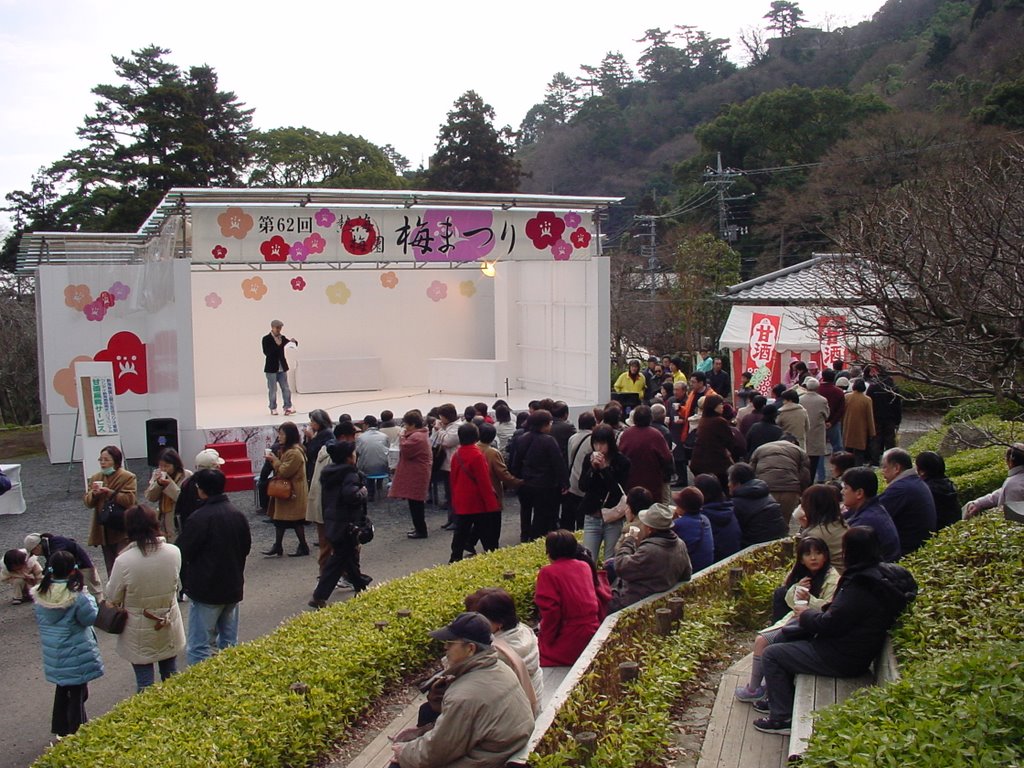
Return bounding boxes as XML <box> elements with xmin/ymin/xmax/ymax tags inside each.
<box><xmin>33</xmin><ymin>543</ymin><xmax>550</xmax><ymax>768</ymax></box>
<box><xmin>895</xmin><ymin>379</ymin><xmax>960</xmax><ymax>408</ymax></box>
<box><xmin>427</xmin><ymin>91</ymin><xmax>520</xmax><ymax>193</ymax></box>
<box><xmin>530</xmin><ymin>543</ymin><xmax>789</xmax><ymax>766</ymax></box>
<box><xmin>764</xmin><ymin>1</ymin><xmax>806</xmax><ymax>37</ymax></box>
<box><xmin>800</xmin><ymin>513</ymin><xmax>1024</xmax><ymax>767</ymax></box>
<box><xmin>247</xmin><ymin>128</ymin><xmax>404</xmax><ymax>189</ymax></box>
<box><xmin>942</xmin><ymin>397</ymin><xmax>1024</xmax><ymax>424</ymax></box>
<box><xmin>973</xmin><ymin>75</ymin><xmax>1024</xmax><ymax>128</ymax></box>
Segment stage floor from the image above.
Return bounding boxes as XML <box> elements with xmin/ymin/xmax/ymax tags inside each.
<box><xmin>194</xmin><ymin>387</ymin><xmax>596</xmax><ymax>431</ymax></box>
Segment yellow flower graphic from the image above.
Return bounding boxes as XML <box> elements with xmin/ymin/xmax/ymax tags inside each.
<box><xmin>241</xmin><ymin>276</ymin><xmax>268</xmax><ymax>301</ymax></box>
<box><xmin>459</xmin><ymin>280</ymin><xmax>476</xmax><ymax>298</ymax></box>
<box><xmin>326</xmin><ymin>281</ymin><xmax>352</xmax><ymax>305</ymax></box>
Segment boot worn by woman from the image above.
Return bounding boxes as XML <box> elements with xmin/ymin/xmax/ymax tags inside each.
<box><xmin>288</xmin><ymin>543</ymin><xmax>310</xmax><ymax>557</ymax></box>
<box><xmin>262</xmin><ymin>544</ymin><xmax>284</xmax><ymax>557</ymax></box>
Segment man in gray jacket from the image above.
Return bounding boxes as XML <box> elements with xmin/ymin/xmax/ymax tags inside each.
<box><xmin>609</xmin><ymin>503</ymin><xmax>692</xmax><ymax>611</ymax></box>
<box><xmin>394</xmin><ymin>612</ymin><xmax>534</xmax><ymax>768</ymax></box>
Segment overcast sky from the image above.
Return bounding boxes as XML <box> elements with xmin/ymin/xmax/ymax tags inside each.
<box><xmin>0</xmin><ymin>0</ymin><xmax>884</xmax><ymax>230</ymax></box>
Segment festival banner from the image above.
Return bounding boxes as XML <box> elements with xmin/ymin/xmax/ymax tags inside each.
<box><xmin>817</xmin><ymin>315</ymin><xmax>848</xmax><ymax>370</ymax></box>
<box><xmin>747</xmin><ymin>312</ymin><xmax>782</xmax><ymax>394</ymax></box>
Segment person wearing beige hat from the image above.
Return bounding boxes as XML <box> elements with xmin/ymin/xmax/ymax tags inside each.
<box><xmin>608</xmin><ymin>502</ymin><xmax>692</xmax><ymax>611</ymax></box>
<box><xmin>173</xmin><ymin>448</ymin><xmax>225</xmax><ymax>532</ymax></box>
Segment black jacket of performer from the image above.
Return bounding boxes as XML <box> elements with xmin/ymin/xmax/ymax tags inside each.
<box><xmin>796</xmin><ymin>562</ymin><xmax>918</xmax><ymax>675</ymax></box>
<box><xmin>177</xmin><ymin>493</ymin><xmax>252</xmax><ymax>605</ymax></box>
<box><xmin>262</xmin><ymin>332</ymin><xmax>294</xmax><ymax>373</ymax></box>
<box><xmin>320</xmin><ymin>462</ymin><xmax>367</xmax><ymax>544</ymax></box>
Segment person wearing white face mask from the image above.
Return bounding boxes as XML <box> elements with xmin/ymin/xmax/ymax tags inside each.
<box><xmin>83</xmin><ymin>445</ymin><xmax>138</xmax><ymax>575</ymax></box>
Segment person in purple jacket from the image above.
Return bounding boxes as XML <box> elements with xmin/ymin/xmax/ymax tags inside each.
<box><xmin>840</xmin><ymin>467</ymin><xmax>901</xmax><ymax>562</ymax></box>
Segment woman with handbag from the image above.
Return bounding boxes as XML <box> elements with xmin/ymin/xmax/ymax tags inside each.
<box><xmin>579</xmin><ymin>425</ymin><xmax>631</xmax><ymax>562</ymax></box>
<box><xmin>83</xmin><ymin>445</ymin><xmax>137</xmax><ymax>577</ymax></box>
<box><xmin>105</xmin><ymin>505</ymin><xmax>185</xmax><ymax>691</ymax></box>
<box><xmin>263</xmin><ymin>422</ymin><xmax>310</xmax><ymax>557</ymax></box>
<box><xmin>31</xmin><ymin>550</ymin><xmax>104</xmax><ymax>737</ymax></box>
<box><xmin>144</xmin><ymin>448</ymin><xmax>190</xmax><ymax>543</ymax></box>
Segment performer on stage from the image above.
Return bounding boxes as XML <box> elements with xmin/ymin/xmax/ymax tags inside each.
<box><xmin>262</xmin><ymin>320</ymin><xmax>298</xmax><ymax>416</ymax></box>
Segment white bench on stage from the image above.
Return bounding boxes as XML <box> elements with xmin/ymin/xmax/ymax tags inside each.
<box><xmin>293</xmin><ymin>357</ymin><xmax>382</xmax><ymax>394</ymax></box>
<box><xmin>0</xmin><ymin>464</ymin><xmax>26</xmax><ymax>516</ymax></box>
<box><xmin>427</xmin><ymin>358</ymin><xmax>510</xmax><ymax>397</ymax></box>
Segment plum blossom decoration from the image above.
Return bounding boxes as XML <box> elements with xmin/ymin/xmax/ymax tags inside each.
<box><xmin>290</xmin><ymin>276</ymin><xmax>306</xmax><ymax>292</ymax></box>
<box><xmin>211</xmin><ymin>244</ymin><xmax>228</xmax><ymax>260</ymax></box>
<box><xmin>109</xmin><ymin>282</ymin><xmax>130</xmax><ymax>301</ymax></box>
<box><xmin>526</xmin><ymin>211</ymin><xmax>566</xmax><ymax>250</ymax></box>
<box><xmin>64</xmin><ymin>284</ymin><xmax>93</xmax><ymax>311</ymax></box>
<box><xmin>380</xmin><ymin>271</ymin><xmax>399</xmax><ymax>289</ymax></box>
<box><xmin>260</xmin><ymin>235</ymin><xmax>289</xmax><ymax>262</ymax></box>
<box><xmin>326</xmin><ymin>281</ymin><xmax>352</xmax><ymax>305</ymax></box>
<box><xmin>563</xmin><ymin>211</ymin><xmax>582</xmax><ymax>229</ymax></box>
<box><xmin>315</xmin><ymin>208</ymin><xmax>336</xmax><ymax>228</ymax></box>
<box><xmin>83</xmin><ymin>300</ymin><xmax>107</xmax><ymax>321</ymax></box>
<box><xmin>551</xmin><ymin>239</ymin><xmax>573</xmax><ymax>261</ymax></box>
<box><xmin>242</xmin><ymin>276</ymin><xmax>268</xmax><ymax>300</ymax></box>
<box><xmin>459</xmin><ymin>281</ymin><xmax>476</xmax><ymax>298</ymax></box>
<box><xmin>427</xmin><ymin>280</ymin><xmax>448</xmax><ymax>302</ymax></box>
<box><xmin>205</xmin><ymin>292</ymin><xmax>222</xmax><ymax>309</ymax></box>
<box><xmin>290</xmin><ymin>241</ymin><xmax>309</xmax><ymax>262</ymax></box>
<box><xmin>217</xmin><ymin>207</ymin><xmax>254</xmax><ymax>239</ymax></box>
<box><xmin>570</xmin><ymin>227</ymin><xmax>591</xmax><ymax>249</ymax></box>
<box><xmin>304</xmin><ymin>232</ymin><xmax>326</xmax><ymax>255</ymax></box>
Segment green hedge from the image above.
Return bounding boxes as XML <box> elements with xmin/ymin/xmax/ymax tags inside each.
<box><xmin>529</xmin><ymin>544</ymin><xmax>788</xmax><ymax>768</ymax></box>
<box><xmin>906</xmin><ymin>415</ymin><xmax>1015</xmax><ymax>503</ymax></box>
<box><xmin>34</xmin><ymin>543</ymin><xmax>551</xmax><ymax>768</ymax></box>
<box><xmin>942</xmin><ymin>397</ymin><xmax>1023</xmax><ymax>424</ymax></box>
<box><xmin>800</xmin><ymin>515</ymin><xmax>1024</xmax><ymax>767</ymax></box>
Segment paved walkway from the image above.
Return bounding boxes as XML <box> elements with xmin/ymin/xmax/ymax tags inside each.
<box><xmin>697</xmin><ymin>654</ymin><xmax>788</xmax><ymax>768</ymax></box>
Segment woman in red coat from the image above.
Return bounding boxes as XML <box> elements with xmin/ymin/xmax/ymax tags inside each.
<box><xmin>389</xmin><ymin>410</ymin><xmax>433</xmax><ymax>539</ymax></box>
<box><xmin>535</xmin><ymin>529</ymin><xmax>608</xmax><ymax>667</ymax></box>
<box><xmin>448</xmin><ymin>423</ymin><xmax>500</xmax><ymax>563</ymax></box>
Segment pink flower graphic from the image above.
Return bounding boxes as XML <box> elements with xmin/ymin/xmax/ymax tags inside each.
<box><xmin>304</xmin><ymin>232</ymin><xmax>326</xmax><ymax>255</ymax></box>
<box><xmin>326</xmin><ymin>281</ymin><xmax>352</xmax><ymax>305</ymax></box>
<box><xmin>205</xmin><ymin>292</ymin><xmax>222</xmax><ymax>309</ymax></box>
<box><xmin>211</xmin><ymin>244</ymin><xmax>228</xmax><ymax>260</ymax></box>
<box><xmin>570</xmin><ymin>227</ymin><xmax>591</xmax><ymax>249</ymax></box>
<box><xmin>380</xmin><ymin>271</ymin><xmax>399</xmax><ymax>289</ymax></box>
<box><xmin>98</xmin><ymin>291</ymin><xmax>115</xmax><ymax>308</ymax></box>
<box><xmin>218</xmin><ymin>207</ymin><xmax>254</xmax><ymax>239</ymax></box>
<box><xmin>551</xmin><ymin>239</ymin><xmax>573</xmax><ymax>261</ymax></box>
<box><xmin>290</xmin><ymin>241</ymin><xmax>309</xmax><ymax>262</ymax></box>
<box><xmin>526</xmin><ymin>212</ymin><xmax>566</xmax><ymax>250</ymax></box>
<box><xmin>563</xmin><ymin>211</ymin><xmax>582</xmax><ymax>229</ymax></box>
<box><xmin>315</xmin><ymin>208</ymin><xmax>336</xmax><ymax>228</ymax></box>
<box><xmin>109</xmin><ymin>281</ymin><xmax>130</xmax><ymax>301</ymax></box>
<box><xmin>260</xmin><ymin>235</ymin><xmax>289</xmax><ymax>262</ymax></box>
<box><xmin>242</xmin><ymin>276</ymin><xmax>268</xmax><ymax>300</ymax></box>
<box><xmin>291</xmin><ymin>276</ymin><xmax>306</xmax><ymax>292</ymax></box>
<box><xmin>64</xmin><ymin>284</ymin><xmax>93</xmax><ymax>311</ymax></box>
<box><xmin>426</xmin><ymin>280</ymin><xmax>448</xmax><ymax>302</ymax></box>
<box><xmin>83</xmin><ymin>300</ymin><xmax>107</xmax><ymax>321</ymax></box>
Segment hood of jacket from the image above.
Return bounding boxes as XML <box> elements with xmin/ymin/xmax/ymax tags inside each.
<box><xmin>732</xmin><ymin>478</ymin><xmax>771</xmax><ymax>500</ymax></box>
<box><xmin>701</xmin><ymin>499</ymin><xmax>736</xmax><ymax>523</ymax></box>
<box><xmin>842</xmin><ymin>562</ymin><xmax>918</xmax><ymax>615</ymax></box>
<box><xmin>30</xmin><ymin>581</ymin><xmax>77</xmax><ymax>610</ymax></box>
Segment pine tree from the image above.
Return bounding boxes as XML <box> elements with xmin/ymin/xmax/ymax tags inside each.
<box><xmin>426</xmin><ymin>91</ymin><xmax>520</xmax><ymax>192</ymax></box>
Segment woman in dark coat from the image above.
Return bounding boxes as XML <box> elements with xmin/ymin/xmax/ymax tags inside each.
<box><xmin>745</xmin><ymin>403</ymin><xmax>784</xmax><ymax>459</ymax></box>
<box><xmin>578</xmin><ymin>425</ymin><xmax>631</xmax><ymax>562</ymax></box>
<box><xmin>511</xmin><ymin>410</ymin><xmax>568</xmax><ymax>542</ymax></box>
<box><xmin>689</xmin><ymin>395</ymin><xmax>735</xmax><ymax>489</ymax></box>
<box><xmin>915</xmin><ymin>451</ymin><xmax>961</xmax><ymax>531</ymax></box>
<box><xmin>303</xmin><ymin>409</ymin><xmax>334</xmax><ymax>486</ymax></box>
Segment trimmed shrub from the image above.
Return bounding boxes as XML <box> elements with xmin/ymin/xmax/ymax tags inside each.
<box><xmin>33</xmin><ymin>543</ymin><xmax>551</xmax><ymax>768</ymax></box>
<box><xmin>942</xmin><ymin>397</ymin><xmax>1023</xmax><ymax>424</ymax></box>
<box><xmin>800</xmin><ymin>515</ymin><xmax>1024</xmax><ymax>767</ymax></box>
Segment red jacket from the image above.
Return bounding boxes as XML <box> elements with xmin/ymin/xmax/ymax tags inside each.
<box><xmin>449</xmin><ymin>444</ymin><xmax>499</xmax><ymax>516</ymax></box>
<box><xmin>535</xmin><ymin>557</ymin><xmax>603</xmax><ymax>667</ymax></box>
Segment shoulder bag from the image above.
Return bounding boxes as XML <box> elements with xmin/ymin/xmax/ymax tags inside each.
<box><xmin>267</xmin><ymin>476</ymin><xmax>293</xmax><ymax>499</ymax></box>
<box><xmin>94</xmin><ymin>600</ymin><xmax>128</xmax><ymax>634</ymax></box>
<box><xmin>98</xmin><ymin>498</ymin><xmax>127</xmax><ymax>530</ymax></box>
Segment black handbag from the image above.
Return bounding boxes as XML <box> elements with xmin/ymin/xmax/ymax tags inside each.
<box><xmin>94</xmin><ymin>600</ymin><xmax>128</xmax><ymax>634</ymax></box>
<box><xmin>98</xmin><ymin>498</ymin><xmax>127</xmax><ymax>530</ymax></box>
<box><xmin>357</xmin><ymin>516</ymin><xmax>375</xmax><ymax>544</ymax></box>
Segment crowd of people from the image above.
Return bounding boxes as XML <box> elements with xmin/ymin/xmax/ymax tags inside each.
<box><xmin>6</xmin><ymin>347</ymin><xmax>1024</xmax><ymax>760</ymax></box>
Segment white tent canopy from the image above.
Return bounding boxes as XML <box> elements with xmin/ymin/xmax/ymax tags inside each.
<box><xmin>720</xmin><ymin>304</ymin><xmax>881</xmax><ymax>353</ymax></box>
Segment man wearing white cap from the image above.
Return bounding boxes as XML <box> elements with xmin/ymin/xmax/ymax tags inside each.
<box><xmin>173</xmin><ymin>449</ymin><xmax>225</xmax><ymax>531</ymax></box>
<box><xmin>608</xmin><ymin>502</ymin><xmax>692</xmax><ymax>611</ymax></box>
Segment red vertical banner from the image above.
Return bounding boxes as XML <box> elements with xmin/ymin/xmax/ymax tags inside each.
<box><xmin>817</xmin><ymin>316</ymin><xmax>848</xmax><ymax>370</ymax></box>
<box><xmin>746</xmin><ymin>313</ymin><xmax>782</xmax><ymax>395</ymax></box>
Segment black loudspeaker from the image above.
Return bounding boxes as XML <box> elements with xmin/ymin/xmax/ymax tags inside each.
<box><xmin>145</xmin><ymin>418</ymin><xmax>179</xmax><ymax>467</ymax></box>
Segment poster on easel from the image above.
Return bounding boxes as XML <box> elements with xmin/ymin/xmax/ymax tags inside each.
<box><xmin>74</xmin><ymin>361</ymin><xmax>124</xmax><ymax>487</ymax></box>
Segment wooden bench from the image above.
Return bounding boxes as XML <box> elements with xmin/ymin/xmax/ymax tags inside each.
<box><xmin>787</xmin><ymin>637</ymin><xmax>899</xmax><ymax>761</ymax></box>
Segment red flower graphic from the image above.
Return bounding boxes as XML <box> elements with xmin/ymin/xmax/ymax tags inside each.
<box><xmin>341</xmin><ymin>216</ymin><xmax>378</xmax><ymax>256</ymax></box>
<box><xmin>95</xmin><ymin>331</ymin><xmax>148</xmax><ymax>395</ymax></box>
<box><xmin>304</xmin><ymin>232</ymin><xmax>326</xmax><ymax>255</ymax></box>
<box><xmin>83</xmin><ymin>300</ymin><xmax>107</xmax><ymax>321</ymax></box>
<box><xmin>380</xmin><ymin>272</ymin><xmax>399</xmax><ymax>289</ymax></box>
<box><xmin>570</xmin><ymin>227</ymin><xmax>591</xmax><ymax>249</ymax></box>
<box><xmin>260</xmin><ymin>235</ymin><xmax>290</xmax><ymax>262</ymax></box>
<box><xmin>212</xmin><ymin>244</ymin><xmax>228</xmax><ymax>259</ymax></box>
<box><xmin>98</xmin><ymin>291</ymin><xmax>116</xmax><ymax>308</ymax></box>
<box><xmin>525</xmin><ymin>212</ymin><xmax>566</xmax><ymax>250</ymax></box>
<box><xmin>218</xmin><ymin>207</ymin><xmax>254</xmax><ymax>239</ymax></box>
<box><xmin>291</xmin><ymin>276</ymin><xmax>306</xmax><ymax>292</ymax></box>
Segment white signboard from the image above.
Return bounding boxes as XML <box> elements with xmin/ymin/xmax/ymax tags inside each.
<box><xmin>74</xmin><ymin>361</ymin><xmax>124</xmax><ymax>486</ymax></box>
<box><xmin>192</xmin><ymin>206</ymin><xmax>596</xmax><ymax>264</ymax></box>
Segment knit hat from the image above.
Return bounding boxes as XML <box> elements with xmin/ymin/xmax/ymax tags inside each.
<box><xmin>195</xmin><ymin>448</ymin><xmax>225</xmax><ymax>469</ymax></box>
<box><xmin>638</xmin><ymin>503</ymin><xmax>674</xmax><ymax>530</ymax></box>
<box><xmin>428</xmin><ymin>611</ymin><xmax>493</xmax><ymax>647</ymax></box>
<box><xmin>24</xmin><ymin>533</ymin><xmax>42</xmax><ymax>553</ymax></box>
<box><xmin>804</xmin><ymin>377</ymin><xmax>820</xmax><ymax>391</ymax></box>
<box><xmin>835</xmin><ymin>376</ymin><xmax>850</xmax><ymax>390</ymax></box>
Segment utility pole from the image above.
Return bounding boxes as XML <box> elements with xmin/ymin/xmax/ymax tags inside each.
<box><xmin>702</xmin><ymin>152</ymin><xmax>750</xmax><ymax>243</ymax></box>
<box><xmin>634</xmin><ymin>215</ymin><xmax>658</xmax><ymax>298</ymax></box>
